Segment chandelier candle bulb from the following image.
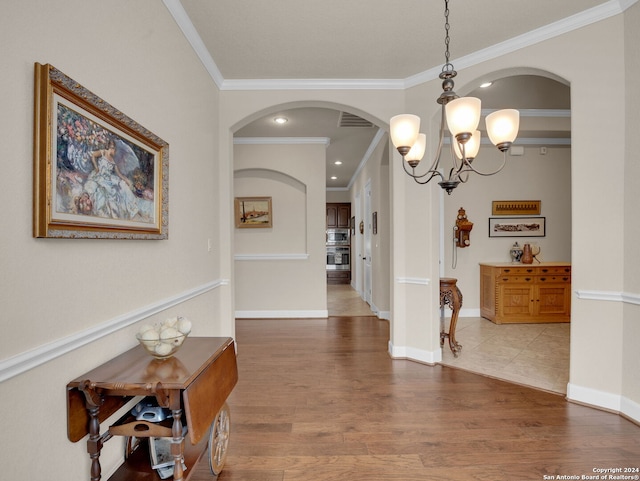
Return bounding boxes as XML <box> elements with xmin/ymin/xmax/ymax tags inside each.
<box><xmin>453</xmin><ymin>130</ymin><xmax>481</xmax><ymax>160</ymax></box>
<box><xmin>485</xmin><ymin>109</ymin><xmax>520</xmax><ymax>150</ymax></box>
<box><xmin>405</xmin><ymin>133</ymin><xmax>427</xmax><ymax>167</ymax></box>
<box><xmin>445</xmin><ymin>97</ymin><xmax>481</xmax><ymax>140</ymax></box>
<box><xmin>389</xmin><ymin>0</ymin><xmax>519</xmax><ymax>193</ymax></box>
<box><xmin>390</xmin><ymin>114</ymin><xmax>421</xmax><ymax>155</ymax></box>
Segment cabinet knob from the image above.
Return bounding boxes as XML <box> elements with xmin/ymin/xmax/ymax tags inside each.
<box><xmin>540</xmin><ymin>277</ymin><xmax>546</xmax><ymax>281</ymax></box>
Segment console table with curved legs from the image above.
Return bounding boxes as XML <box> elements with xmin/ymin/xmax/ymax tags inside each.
<box><xmin>439</xmin><ymin>277</ymin><xmax>463</xmax><ymax>357</ymax></box>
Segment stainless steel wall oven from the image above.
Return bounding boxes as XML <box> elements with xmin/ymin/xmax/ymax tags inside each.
<box><xmin>326</xmin><ymin>246</ymin><xmax>350</xmax><ymax>270</ymax></box>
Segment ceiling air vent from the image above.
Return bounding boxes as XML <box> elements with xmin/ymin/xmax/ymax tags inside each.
<box><xmin>338</xmin><ymin>111</ymin><xmax>374</xmax><ymax>128</ymax></box>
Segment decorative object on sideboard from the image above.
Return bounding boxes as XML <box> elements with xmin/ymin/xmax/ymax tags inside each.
<box><xmin>521</xmin><ymin>243</ymin><xmax>534</xmax><ymax>264</ymax></box>
<box><xmin>389</xmin><ymin>0</ymin><xmax>519</xmax><ymax>194</ymax></box>
<box><xmin>136</xmin><ymin>316</ymin><xmax>192</xmax><ymax>359</ymax></box>
<box><xmin>509</xmin><ymin>242</ymin><xmax>524</xmax><ymax>263</ymax></box>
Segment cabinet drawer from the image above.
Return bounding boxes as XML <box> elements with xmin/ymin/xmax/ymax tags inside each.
<box><xmin>499</xmin><ymin>267</ymin><xmax>537</xmax><ymax>275</ymax></box>
<box><xmin>538</xmin><ymin>266</ymin><xmax>571</xmax><ymax>275</ymax></box>
<box><xmin>537</xmin><ymin>275</ymin><xmax>571</xmax><ymax>283</ymax></box>
<box><xmin>496</xmin><ymin>275</ymin><xmax>535</xmax><ymax>283</ymax></box>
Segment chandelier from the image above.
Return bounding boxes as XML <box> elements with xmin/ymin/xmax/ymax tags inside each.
<box><xmin>390</xmin><ymin>0</ymin><xmax>520</xmax><ymax>194</ymax></box>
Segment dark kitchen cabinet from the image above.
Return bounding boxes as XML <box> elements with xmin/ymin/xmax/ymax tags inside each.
<box><xmin>326</xmin><ymin>203</ymin><xmax>351</xmax><ymax>229</ymax></box>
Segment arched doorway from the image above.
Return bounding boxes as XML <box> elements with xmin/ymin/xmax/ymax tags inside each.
<box><xmin>230</xmin><ymin>104</ymin><xmax>392</xmax><ymax>321</ymax></box>
<box><xmin>436</xmin><ymin>72</ymin><xmax>572</xmax><ymax>393</ymax></box>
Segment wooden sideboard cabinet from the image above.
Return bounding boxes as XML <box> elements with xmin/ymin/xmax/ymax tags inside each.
<box><xmin>67</xmin><ymin>337</ymin><xmax>238</xmax><ymax>481</ymax></box>
<box><xmin>480</xmin><ymin>262</ymin><xmax>571</xmax><ymax>324</ymax></box>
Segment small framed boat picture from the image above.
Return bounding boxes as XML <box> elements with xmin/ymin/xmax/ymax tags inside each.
<box><xmin>234</xmin><ymin>197</ymin><xmax>272</xmax><ymax>228</ymax></box>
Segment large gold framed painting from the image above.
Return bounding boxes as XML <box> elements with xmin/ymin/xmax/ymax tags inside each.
<box><xmin>33</xmin><ymin>63</ymin><xmax>169</xmax><ymax>239</ymax></box>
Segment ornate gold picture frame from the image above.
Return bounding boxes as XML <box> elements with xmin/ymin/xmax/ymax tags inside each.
<box><xmin>33</xmin><ymin>63</ymin><xmax>169</xmax><ymax>239</ymax></box>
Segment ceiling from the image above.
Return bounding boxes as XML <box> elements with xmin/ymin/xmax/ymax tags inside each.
<box><xmin>167</xmin><ymin>0</ymin><xmax>628</xmax><ymax>188</ymax></box>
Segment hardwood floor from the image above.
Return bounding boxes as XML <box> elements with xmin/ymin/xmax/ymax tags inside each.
<box><xmin>192</xmin><ymin>314</ymin><xmax>640</xmax><ymax>481</ymax></box>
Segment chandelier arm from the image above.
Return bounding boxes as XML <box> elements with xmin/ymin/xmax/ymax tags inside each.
<box><xmin>412</xmin><ymin>171</ymin><xmax>443</xmax><ymax>185</ymax></box>
<box><xmin>401</xmin><ymin>158</ymin><xmax>443</xmax><ymax>183</ymax></box>
<box><xmin>458</xmin><ymin>151</ymin><xmax>508</xmax><ymax>177</ymax></box>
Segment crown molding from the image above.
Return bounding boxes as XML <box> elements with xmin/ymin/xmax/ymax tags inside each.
<box><xmin>162</xmin><ymin>0</ymin><xmax>225</xmax><ymax>88</ymax></box>
<box><xmin>221</xmin><ymin>78</ymin><xmax>406</xmax><ymax>91</ymax></box>
<box><xmin>166</xmin><ymin>0</ymin><xmax>637</xmax><ymax>91</ymax></box>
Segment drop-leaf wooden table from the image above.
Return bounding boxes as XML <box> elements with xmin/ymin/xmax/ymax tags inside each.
<box><xmin>67</xmin><ymin>337</ymin><xmax>238</xmax><ymax>481</ymax></box>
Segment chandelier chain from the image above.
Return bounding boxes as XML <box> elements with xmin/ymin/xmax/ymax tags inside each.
<box><xmin>442</xmin><ymin>0</ymin><xmax>454</xmax><ymax>75</ymax></box>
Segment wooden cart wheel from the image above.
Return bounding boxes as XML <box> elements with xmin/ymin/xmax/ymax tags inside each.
<box><xmin>208</xmin><ymin>403</ymin><xmax>231</xmax><ymax>476</ymax></box>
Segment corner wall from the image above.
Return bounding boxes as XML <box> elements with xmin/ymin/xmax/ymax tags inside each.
<box><xmin>0</xmin><ymin>1</ymin><xmax>225</xmax><ymax>479</ymax></box>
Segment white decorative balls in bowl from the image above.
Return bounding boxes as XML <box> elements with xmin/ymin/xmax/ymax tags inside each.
<box><xmin>136</xmin><ymin>316</ymin><xmax>192</xmax><ymax>359</ymax></box>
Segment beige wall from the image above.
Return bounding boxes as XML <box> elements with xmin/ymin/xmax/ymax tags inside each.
<box><xmin>350</xmin><ymin>134</ymin><xmax>392</xmax><ymax>316</ymax></box>
<box><xmin>0</xmin><ymin>1</ymin><xmax>225</xmax><ymax>479</ymax></box>
<box><xmin>623</xmin><ymin>1</ymin><xmax>640</xmax><ymax>410</ymax></box>
<box><xmin>233</xmin><ymin>142</ymin><xmax>327</xmax><ymax>316</ymax></box>
<box><xmin>402</xmin><ymin>12</ymin><xmax>638</xmax><ymax>417</ymax></box>
<box><xmin>1</xmin><ymin>3</ymin><xmax>639</xmax><ymax>480</ymax></box>
<box><xmin>442</xmin><ymin>144</ymin><xmax>572</xmax><ymax>312</ymax></box>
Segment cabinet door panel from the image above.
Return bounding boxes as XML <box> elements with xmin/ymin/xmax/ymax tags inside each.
<box><xmin>326</xmin><ymin>205</ymin><xmax>337</xmax><ymax>228</ymax></box>
<box><xmin>337</xmin><ymin>205</ymin><xmax>351</xmax><ymax>228</ymax></box>
<box><xmin>499</xmin><ymin>286</ymin><xmax>534</xmax><ymax>317</ymax></box>
<box><xmin>537</xmin><ymin>285</ymin><xmax>571</xmax><ymax>317</ymax></box>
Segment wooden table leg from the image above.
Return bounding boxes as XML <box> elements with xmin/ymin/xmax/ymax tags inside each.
<box><xmin>439</xmin><ymin>278</ymin><xmax>463</xmax><ymax>357</ymax></box>
<box><xmin>171</xmin><ymin>408</ymin><xmax>185</xmax><ymax>480</ymax></box>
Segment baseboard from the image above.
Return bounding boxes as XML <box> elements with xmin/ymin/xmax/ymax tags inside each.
<box><xmin>235</xmin><ymin>310</ymin><xmax>328</xmax><ymax>319</ymax></box>
<box><xmin>567</xmin><ymin>382</ymin><xmax>640</xmax><ymax>424</ymax></box>
<box><xmin>459</xmin><ymin>307</ymin><xmax>481</xmax><ymax>317</ymax></box>
<box><xmin>388</xmin><ymin>340</ymin><xmax>441</xmax><ymax>364</ymax></box>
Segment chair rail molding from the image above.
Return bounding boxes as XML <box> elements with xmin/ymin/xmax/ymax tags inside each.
<box><xmin>0</xmin><ymin>279</ymin><xmax>229</xmax><ymax>383</ymax></box>
<box><xmin>575</xmin><ymin>289</ymin><xmax>640</xmax><ymax>306</ymax></box>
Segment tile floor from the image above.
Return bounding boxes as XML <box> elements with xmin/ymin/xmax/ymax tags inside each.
<box><xmin>440</xmin><ymin>316</ymin><xmax>570</xmax><ymax>394</ymax></box>
<box><xmin>327</xmin><ymin>284</ymin><xmax>570</xmax><ymax>395</ymax></box>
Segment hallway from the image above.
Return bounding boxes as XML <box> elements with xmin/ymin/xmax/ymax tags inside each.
<box><xmin>193</xmin><ymin>315</ymin><xmax>640</xmax><ymax>481</ymax></box>
<box><xmin>327</xmin><ymin>284</ymin><xmax>376</xmax><ymax>317</ymax></box>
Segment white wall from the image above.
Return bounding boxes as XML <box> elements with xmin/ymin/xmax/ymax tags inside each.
<box><xmin>0</xmin><ymin>1</ymin><xmax>225</xmax><ymax>479</ymax></box>
<box><xmin>233</xmin><ymin>142</ymin><xmax>327</xmax><ymax>316</ymax></box>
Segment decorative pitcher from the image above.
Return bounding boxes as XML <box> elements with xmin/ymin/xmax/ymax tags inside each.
<box><xmin>522</xmin><ymin>243</ymin><xmax>534</xmax><ymax>264</ymax></box>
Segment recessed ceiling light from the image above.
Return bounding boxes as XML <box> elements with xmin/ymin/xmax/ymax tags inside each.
<box><xmin>334</xmin><ymin>161</ymin><xmax>342</xmax><ymax>165</ymax></box>
<box><xmin>480</xmin><ymin>82</ymin><xmax>493</xmax><ymax>88</ymax></box>
<box><xmin>330</xmin><ymin>176</ymin><xmax>337</xmax><ymax>180</ymax></box>
<box><xmin>273</xmin><ymin>116</ymin><xmax>288</xmax><ymax>124</ymax></box>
